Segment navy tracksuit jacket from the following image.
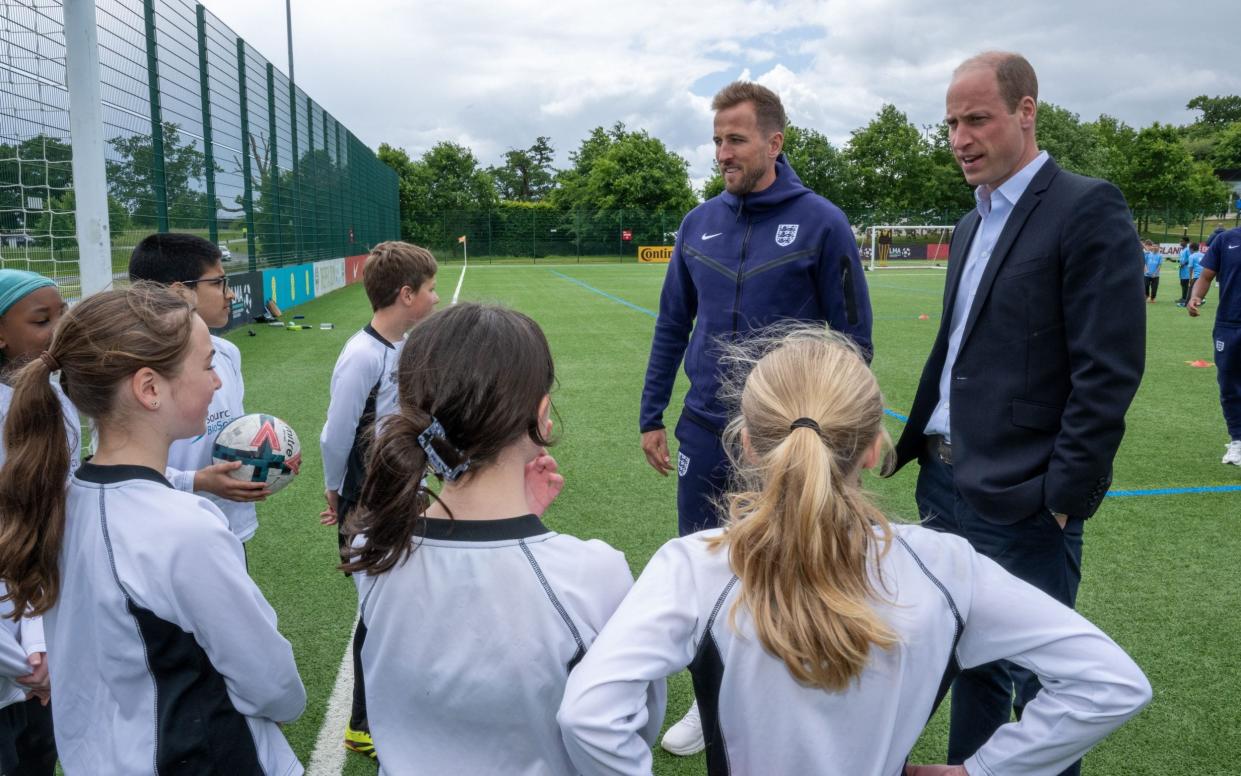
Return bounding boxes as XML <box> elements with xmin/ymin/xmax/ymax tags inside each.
<box><xmin>639</xmin><ymin>155</ymin><xmax>873</xmax><ymax>533</ymax></box>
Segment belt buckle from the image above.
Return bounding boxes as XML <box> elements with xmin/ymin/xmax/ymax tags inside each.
<box><xmin>930</xmin><ymin>435</ymin><xmax>953</xmax><ymax>466</ymax></box>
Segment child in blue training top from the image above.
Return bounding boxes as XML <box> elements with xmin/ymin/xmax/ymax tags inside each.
<box><xmin>1175</xmin><ymin>238</ymin><xmax>1193</xmax><ymax>306</ymax></box>
<box><xmin>1143</xmin><ymin>240</ymin><xmax>1162</xmax><ymax>303</ymax></box>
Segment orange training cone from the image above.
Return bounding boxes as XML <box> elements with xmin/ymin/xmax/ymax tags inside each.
<box><xmin>1186</xmin><ymin>360</ymin><xmax>1214</xmax><ymax>368</ymax></box>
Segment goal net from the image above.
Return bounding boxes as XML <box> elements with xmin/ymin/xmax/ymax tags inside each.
<box><xmin>866</xmin><ymin>225</ymin><xmax>954</xmax><ymax>271</ymax></box>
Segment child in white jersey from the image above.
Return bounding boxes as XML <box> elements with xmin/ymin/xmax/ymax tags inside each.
<box><xmin>342</xmin><ymin>303</ymin><xmax>662</xmax><ymax>775</ymax></box>
<box><xmin>129</xmin><ymin>233</ymin><xmax>270</xmax><ymax>544</ymax></box>
<box><xmin>559</xmin><ymin>327</ymin><xmax>1151</xmax><ymax>776</ymax></box>
<box><xmin>0</xmin><ymin>270</ymin><xmax>78</xmax><ymax>775</ymax></box>
<box><xmin>0</xmin><ymin>284</ymin><xmax>305</xmax><ymax>774</ymax></box>
<box><xmin>319</xmin><ymin>240</ymin><xmax>438</xmax><ymax>758</ymax></box>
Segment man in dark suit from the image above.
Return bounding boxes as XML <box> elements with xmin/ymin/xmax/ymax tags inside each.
<box><xmin>891</xmin><ymin>52</ymin><xmax>1145</xmax><ymax>776</ymax></box>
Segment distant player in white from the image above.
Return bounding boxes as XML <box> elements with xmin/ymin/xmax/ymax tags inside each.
<box><xmin>0</xmin><ymin>284</ymin><xmax>305</xmax><ymax>774</ymax></box>
<box><xmin>559</xmin><ymin>327</ymin><xmax>1151</xmax><ymax>776</ymax></box>
<box><xmin>342</xmin><ymin>303</ymin><xmax>663</xmax><ymax>775</ymax></box>
<box><xmin>0</xmin><ymin>270</ymin><xmax>79</xmax><ymax>774</ymax></box>
<box><xmin>129</xmin><ymin>233</ymin><xmax>269</xmax><ymax>544</ymax></box>
<box><xmin>319</xmin><ymin>241</ymin><xmax>439</xmax><ymax>758</ymax></box>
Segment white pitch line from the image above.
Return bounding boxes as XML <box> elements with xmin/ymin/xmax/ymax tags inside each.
<box><xmin>305</xmin><ymin>621</ymin><xmax>357</xmax><ymax>776</ymax></box>
<box><xmin>451</xmin><ymin>255</ymin><xmax>468</xmax><ymax>305</ymax></box>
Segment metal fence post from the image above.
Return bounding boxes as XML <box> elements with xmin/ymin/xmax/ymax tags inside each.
<box><xmin>195</xmin><ymin>4</ymin><xmax>217</xmax><ymax>244</ymax></box>
<box><xmin>142</xmin><ymin>0</ymin><xmax>168</xmax><ymax>232</ymax></box>
<box><xmin>288</xmin><ymin>81</ymin><xmax>300</xmax><ymax>260</ymax></box>
<box><xmin>265</xmin><ymin>63</ymin><xmax>282</xmax><ymax>263</ymax></box>
<box><xmin>236</xmin><ymin>40</ymin><xmax>257</xmax><ymax>271</ymax></box>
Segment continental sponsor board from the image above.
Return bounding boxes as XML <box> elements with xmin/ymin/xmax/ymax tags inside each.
<box><xmin>638</xmin><ymin>245</ymin><xmax>674</xmax><ymax>263</ymax></box>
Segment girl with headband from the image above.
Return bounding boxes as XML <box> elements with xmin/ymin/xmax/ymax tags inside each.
<box><xmin>0</xmin><ymin>269</ymin><xmax>74</xmax><ymax>775</ymax></box>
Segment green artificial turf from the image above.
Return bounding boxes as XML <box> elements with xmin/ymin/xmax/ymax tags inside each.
<box><xmin>231</xmin><ymin>262</ymin><xmax>1239</xmax><ymax>775</ymax></box>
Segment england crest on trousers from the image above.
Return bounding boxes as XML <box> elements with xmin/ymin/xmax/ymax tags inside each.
<box><xmin>1218</xmin><ymin>339</ymin><xmax>1226</xmax><ymax>352</ymax></box>
<box><xmin>775</xmin><ymin>224</ymin><xmax>799</xmax><ymax>247</ymax></box>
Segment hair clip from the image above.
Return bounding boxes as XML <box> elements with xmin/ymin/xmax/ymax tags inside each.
<box><xmin>417</xmin><ymin>417</ymin><xmax>471</xmax><ymax>481</ymax></box>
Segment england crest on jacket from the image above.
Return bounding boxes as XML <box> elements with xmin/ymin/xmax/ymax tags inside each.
<box><xmin>775</xmin><ymin>224</ymin><xmax>799</xmax><ymax>247</ymax></box>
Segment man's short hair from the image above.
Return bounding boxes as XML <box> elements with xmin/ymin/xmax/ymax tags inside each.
<box><xmin>711</xmin><ymin>81</ymin><xmax>788</xmax><ymax>136</ymax></box>
<box><xmin>955</xmin><ymin>51</ymin><xmax>1038</xmax><ymax>113</ymax></box>
<box><xmin>363</xmin><ymin>241</ymin><xmax>438</xmax><ymax>311</ymax></box>
<box><xmin>128</xmin><ymin>233</ymin><xmax>222</xmax><ymax>284</ymax></box>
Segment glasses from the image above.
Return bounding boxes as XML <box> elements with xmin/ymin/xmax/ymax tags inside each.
<box><xmin>184</xmin><ymin>275</ymin><xmax>230</xmax><ymax>290</ymax></box>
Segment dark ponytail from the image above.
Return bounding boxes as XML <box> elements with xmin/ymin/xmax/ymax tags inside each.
<box><xmin>342</xmin><ymin>303</ymin><xmax>555</xmax><ymax>575</ymax></box>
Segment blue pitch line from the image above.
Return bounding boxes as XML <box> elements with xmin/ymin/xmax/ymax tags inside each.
<box><xmin>551</xmin><ymin>271</ymin><xmax>657</xmax><ymax>318</ymax></box>
<box><xmin>1106</xmin><ymin>485</ymin><xmax>1241</xmax><ymax>497</ymax></box>
<box><xmin>882</xmin><ymin>407</ymin><xmax>1238</xmax><ymax>498</ymax></box>
<box><xmin>547</xmin><ymin>275</ymin><xmax>1239</xmax><ymax>499</ymax></box>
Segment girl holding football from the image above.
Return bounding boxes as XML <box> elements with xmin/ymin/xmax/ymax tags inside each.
<box><xmin>0</xmin><ymin>283</ymin><xmax>305</xmax><ymax>774</ymax></box>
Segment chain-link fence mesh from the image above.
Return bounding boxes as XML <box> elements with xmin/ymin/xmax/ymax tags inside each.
<box><xmin>1</xmin><ymin>0</ymin><xmax>397</xmax><ymax>298</ymax></box>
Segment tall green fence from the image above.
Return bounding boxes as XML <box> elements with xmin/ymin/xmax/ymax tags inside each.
<box><xmin>410</xmin><ymin>208</ymin><xmax>1238</xmax><ymax>263</ymax></box>
<box><xmin>1</xmin><ymin>0</ymin><xmax>398</xmax><ymax>296</ymax></box>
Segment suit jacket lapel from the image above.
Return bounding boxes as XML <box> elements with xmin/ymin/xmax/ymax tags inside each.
<box><xmin>958</xmin><ymin>158</ymin><xmax>1060</xmax><ymax>348</ymax></box>
<box><xmin>943</xmin><ymin>210</ymin><xmax>980</xmax><ymax>319</ymax></box>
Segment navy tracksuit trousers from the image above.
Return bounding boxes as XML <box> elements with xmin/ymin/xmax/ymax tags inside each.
<box><xmin>1216</xmin><ymin>324</ymin><xmax>1241</xmax><ymax>438</ymax></box>
<box><xmin>673</xmin><ymin>411</ymin><xmax>731</xmax><ymax>537</ymax></box>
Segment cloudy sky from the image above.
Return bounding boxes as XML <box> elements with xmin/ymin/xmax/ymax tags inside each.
<box><xmin>200</xmin><ymin>0</ymin><xmax>1240</xmax><ymax>188</ymax></box>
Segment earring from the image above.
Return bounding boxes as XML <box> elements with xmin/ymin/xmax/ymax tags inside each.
<box><xmin>150</xmin><ymin>401</ymin><xmax>160</xmax><ymax>409</ymax></box>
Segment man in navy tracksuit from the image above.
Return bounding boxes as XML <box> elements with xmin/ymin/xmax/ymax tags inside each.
<box><xmin>1188</xmin><ymin>226</ymin><xmax>1241</xmax><ymax>465</ymax></box>
<box><xmin>639</xmin><ymin>80</ymin><xmax>873</xmax><ymax>538</ymax></box>
<box><xmin>639</xmin><ymin>82</ymin><xmax>872</xmax><ymax>756</ymax></box>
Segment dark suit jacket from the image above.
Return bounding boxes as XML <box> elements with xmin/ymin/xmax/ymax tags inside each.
<box><xmin>893</xmin><ymin>157</ymin><xmax>1145</xmax><ymax>523</ymax></box>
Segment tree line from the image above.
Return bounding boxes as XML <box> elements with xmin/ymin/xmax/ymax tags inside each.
<box><xmin>376</xmin><ymin>94</ymin><xmax>1240</xmax><ymax>245</ymax></box>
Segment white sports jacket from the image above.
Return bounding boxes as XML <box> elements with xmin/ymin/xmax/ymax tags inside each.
<box><xmin>559</xmin><ymin>523</ymin><xmax>1151</xmax><ymax>776</ymax></box>
<box><xmin>47</xmin><ymin>463</ymin><xmax>305</xmax><ymax>775</ymax></box>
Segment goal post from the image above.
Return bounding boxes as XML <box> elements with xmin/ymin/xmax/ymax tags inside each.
<box><xmin>866</xmin><ymin>225</ymin><xmax>955</xmax><ymax>271</ymax></box>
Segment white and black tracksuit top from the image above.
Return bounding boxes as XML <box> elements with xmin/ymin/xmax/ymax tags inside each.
<box><xmin>47</xmin><ymin>463</ymin><xmax>306</xmax><ymax>775</ymax></box>
<box><xmin>165</xmin><ymin>335</ymin><xmax>257</xmax><ymax>542</ymax></box>
<box><xmin>358</xmin><ymin>515</ymin><xmax>664</xmax><ymax>776</ymax></box>
<box><xmin>0</xmin><ymin>380</ymin><xmax>80</xmax><ymax>709</ymax></box>
<box><xmin>559</xmin><ymin>524</ymin><xmax>1151</xmax><ymax>776</ymax></box>
<box><xmin>320</xmin><ymin>326</ymin><xmax>402</xmax><ymax>503</ymax></box>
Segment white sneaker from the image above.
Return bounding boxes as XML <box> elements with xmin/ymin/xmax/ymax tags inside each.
<box><xmin>1223</xmin><ymin>440</ymin><xmax>1241</xmax><ymax>466</ymax></box>
<box><xmin>660</xmin><ymin>700</ymin><xmax>705</xmax><ymax>756</ymax></box>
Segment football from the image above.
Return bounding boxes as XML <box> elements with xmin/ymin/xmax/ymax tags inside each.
<box><xmin>211</xmin><ymin>413</ymin><xmax>302</xmax><ymax>494</ymax></box>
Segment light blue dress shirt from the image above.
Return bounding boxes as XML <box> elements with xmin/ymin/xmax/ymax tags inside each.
<box><xmin>924</xmin><ymin>151</ymin><xmax>1050</xmax><ymax>440</ymax></box>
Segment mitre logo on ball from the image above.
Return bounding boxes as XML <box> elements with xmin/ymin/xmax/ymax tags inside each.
<box><xmin>212</xmin><ymin>413</ymin><xmax>302</xmax><ymax>494</ymax></box>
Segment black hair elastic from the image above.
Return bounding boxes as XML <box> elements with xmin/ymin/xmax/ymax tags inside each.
<box><xmin>789</xmin><ymin>417</ymin><xmax>821</xmax><ymax>433</ymax></box>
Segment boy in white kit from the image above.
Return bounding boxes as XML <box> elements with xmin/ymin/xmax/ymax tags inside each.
<box><xmin>129</xmin><ymin>233</ymin><xmax>270</xmax><ymax>545</ymax></box>
<box><xmin>319</xmin><ymin>241</ymin><xmax>438</xmax><ymax>758</ymax></box>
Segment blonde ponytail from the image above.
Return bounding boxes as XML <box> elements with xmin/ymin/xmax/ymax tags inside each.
<box><xmin>709</xmin><ymin>327</ymin><xmax>897</xmax><ymax>691</ymax></box>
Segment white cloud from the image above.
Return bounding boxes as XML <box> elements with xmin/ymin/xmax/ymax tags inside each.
<box><xmin>199</xmin><ymin>0</ymin><xmax>1241</xmax><ymax>183</ymax></box>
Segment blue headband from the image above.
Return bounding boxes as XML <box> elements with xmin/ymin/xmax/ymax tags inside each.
<box><xmin>0</xmin><ymin>270</ymin><xmax>56</xmax><ymax>318</ymax></box>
